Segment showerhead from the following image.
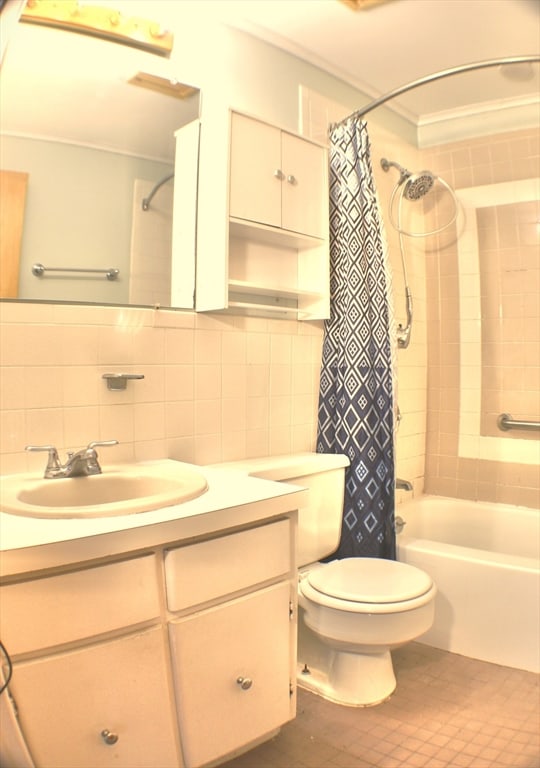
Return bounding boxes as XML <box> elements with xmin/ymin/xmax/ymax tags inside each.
<box><xmin>380</xmin><ymin>157</ymin><xmax>436</xmax><ymax>200</ymax></box>
<box><xmin>403</xmin><ymin>171</ymin><xmax>436</xmax><ymax>200</ymax></box>
<box><xmin>381</xmin><ymin>157</ymin><xmax>458</xmax><ymax>237</ymax></box>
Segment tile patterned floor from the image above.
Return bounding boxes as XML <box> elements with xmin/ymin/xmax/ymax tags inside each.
<box><xmin>221</xmin><ymin>643</ymin><xmax>540</xmax><ymax>768</ymax></box>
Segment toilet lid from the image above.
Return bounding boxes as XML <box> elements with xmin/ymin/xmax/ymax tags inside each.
<box><xmin>307</xmin><ymin>558</ymin><xmax>433</xmax><ymax>604</ymax></box>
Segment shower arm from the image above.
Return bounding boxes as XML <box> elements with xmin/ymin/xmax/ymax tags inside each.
<box><xmin>142</xmin><ymin>172</ymin><xmax>174</xmax><ymax>211</ymax></box>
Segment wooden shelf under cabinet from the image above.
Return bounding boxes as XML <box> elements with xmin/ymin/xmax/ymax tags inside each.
<box><xmin>229</xmin><ymin>217</ymin><xmax>324</xmax><ymax>249</ymax></box>
<box><xmin>228</xmin><ymin>281</ymin><xmax>327</xmax><ymax>319</ymax></box>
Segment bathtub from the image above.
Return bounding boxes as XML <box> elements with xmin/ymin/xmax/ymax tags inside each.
<box><xmin>396</xmin><ymin>495</ymin><xmax>540</xmax><ymax>673</ymax></box>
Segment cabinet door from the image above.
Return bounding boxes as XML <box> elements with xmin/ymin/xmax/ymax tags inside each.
<box><xmin>10</xmin><ymin>628</ymin><xmax>180</xmax><ymax>768</ymax></box>
<box><xmin>169</xmin><ymin>582</ymin><xmax>293</xmax><ymax>768</ymax></box>
<box><xmin>229</xmin><ymin>113</ymin><xmax>282</xmax><ymax>228</ymax></box>
<box><xmin>281</xmin><ymin>132</ymin><xmax>328</xmax><ymax>239</ymax></box>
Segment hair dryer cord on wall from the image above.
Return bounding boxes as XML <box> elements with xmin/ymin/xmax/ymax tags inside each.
<box><xmin>0</xmin><ymin>640</ymin><xmax>13</xmax><ymax>695</ymax></box>
<box><xmin>396</xmin><ymin>206</ymin><xmax>413</xmax><ymax>349</ymax></box>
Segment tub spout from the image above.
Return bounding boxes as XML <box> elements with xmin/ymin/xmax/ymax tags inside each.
<box><xmin>396</xmin><ymin>478</ymin><xmax>413</xmax><ymax>491</ymax></box>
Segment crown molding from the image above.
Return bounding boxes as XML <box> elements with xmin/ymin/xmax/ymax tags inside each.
<box><xmin>417</xmin><ymin>94</ymin><xmax>540</xmax><ymax>147</ymax></box>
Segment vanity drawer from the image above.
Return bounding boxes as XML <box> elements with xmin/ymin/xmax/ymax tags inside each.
<box><xmin>0</xmin><ymin>555</ymin><xmax>160</xmax><ymax>656</ymax></box>
<box><xmin>165</xmin><ymin>519</ymin><xmax>291</xmax><ymax>611</ymax></box>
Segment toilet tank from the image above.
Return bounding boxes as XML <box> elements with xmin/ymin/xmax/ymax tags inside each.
<box><xmin>212</xmin><ymin>453</ymin><xmax>349</xmax><ymax>566</ymax></box>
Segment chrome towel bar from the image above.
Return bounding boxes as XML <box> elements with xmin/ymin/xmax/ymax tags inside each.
<box><xmin>497</xmin><ymin>413</ymin><xmax>540</xmax><ymax>432</ymax></box>
<box><xmin>32</xmin><ymin>263</ymin><xmax>119</xmax><ymax>280</ymax></box>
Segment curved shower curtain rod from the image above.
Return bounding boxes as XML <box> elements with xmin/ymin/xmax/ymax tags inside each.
<box><xmin>142</xmin><ymin>172</ymin><xmax>175</xmax><ymax>211</ymax></box>
<box><xmin>331</xmin><ymin>55</ymin><xmax>540</xmax><ymax>127</ymax></box>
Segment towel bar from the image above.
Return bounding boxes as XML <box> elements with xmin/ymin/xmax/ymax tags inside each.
<box><xmin>32</xmin><ymin>263</ymin><xmax>119</xmax><ymax>280</ymax></box>
<box><xmin>497</xmin><ymin>413</ymin><xmax>540</xmax><ymax>432</ymax></box>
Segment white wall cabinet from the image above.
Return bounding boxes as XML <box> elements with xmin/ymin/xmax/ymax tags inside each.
<box><xmin>229</xmin><ymin>113</ymin><xmax>327</xmax><ymax>239</ymax></box>
<box><xmin>195</xmin><ymin>108</ymin><xmax>330</xmax><ymax>319</ymax></box>
<box><xmin>0</xmin><ymin>515</ymin><xmax>297</xmax><ymax>768</ymax></box>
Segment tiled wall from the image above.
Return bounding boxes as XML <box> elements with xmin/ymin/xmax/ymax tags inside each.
<box><xmin>128</xmin><ymin>180</ymin><xmax>173</xmax><ymax>307</ymax></box>
<box><xmin>423</xmin><ymin>127</ymin><xmax>540</xmax><ymax>508</ymax></box>
<box><xmin>0</xmin><ymin>302</ymin><xmax>323</xmax><ymax>476</ymax></box>
<box><xmin>2</xmin><ymin>124</ymin><xmax>537</xmax><ymax>512</ymax></box>
<box><xmin>0</xmin><ymin>114</ymin><xmax>428</xmax><ymax>509</ymax></box>
<box><xmin>477</xmin><ymin>199</ymin><xmax>539</xmax><ymax>440</ymax></box>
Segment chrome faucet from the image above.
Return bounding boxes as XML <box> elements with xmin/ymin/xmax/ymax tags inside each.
<box><xmin>396</xmin><ymin>478</ymin><xmax>413</xmax><ymax>491</ymax></box>
<box><xmin>26</xmin><ymin>440</ymin><xmax>118</xmax><ymax>479</ymax></box>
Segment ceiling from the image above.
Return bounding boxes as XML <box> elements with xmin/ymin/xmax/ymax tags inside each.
<box><xmin>1</xmin><ymin>0</ymin><xmax>538</xmax><ymax>158</ymax></box>
<box><xmin>198</xmin><ymin>0</ymin><xmax>540</xmax><ymax>122</ymax></box>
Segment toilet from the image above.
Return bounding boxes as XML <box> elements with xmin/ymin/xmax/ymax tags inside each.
<box><xmin>213</xmin><ymin>453</ymin><xmax>436</xmax><ymax>707</ymax></box>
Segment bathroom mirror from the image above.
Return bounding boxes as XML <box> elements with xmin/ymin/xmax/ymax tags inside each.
<box><xmin>0</xmin><ymin>19</ymin><xmax>200</xmax><ymax>309</ymax></box>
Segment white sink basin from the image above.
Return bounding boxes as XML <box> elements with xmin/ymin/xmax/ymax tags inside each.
<box><xmin>0</xmin><ymin>465</ymin><xmax>208</xmax><ymax>518</ymax></box>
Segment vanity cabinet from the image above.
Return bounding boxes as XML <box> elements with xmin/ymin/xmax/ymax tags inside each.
<box><xmin>0</xmin><ymin>507</ymin><xmax>298</xmax><ymax>768</ymax></box>
<box><xmin>195</xmin><ymin>108</ymin><xmax>330</xmax><ymax>319</ymax></box>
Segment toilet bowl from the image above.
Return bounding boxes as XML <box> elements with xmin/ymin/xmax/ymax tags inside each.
<box><xmin>210</xmin><ymin>453</ymin><xmax>436</xmax><ymax>707</ymax></box>
<box><xmin>298</xmin><ymin>557</ymin><xmax>436</xmax><ymax>706</ymax></box>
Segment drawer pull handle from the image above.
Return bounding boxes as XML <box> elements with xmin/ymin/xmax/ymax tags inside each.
<box><xmin>236</xmin><ymin>676</ymin><xmax>253</xmax><ymax>690</ymax></box>
<box><xmin>101</xmin><ymin>729</ymin><xmax>119</xmax><ymax>745</ymax></box>
<box><xmin>273</xmin><ymin>169</ymin><xmax>284</xmax><ymax>180</ymax></box>
<box><xmin>286</xmin><ymin>174</ymin><xmax>297</xmax><ymax>185</ymax></box>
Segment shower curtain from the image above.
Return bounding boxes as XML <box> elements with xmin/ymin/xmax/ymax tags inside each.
<box><xmin>317</xmin><ymin>118</ymin><xmax>396</xmax><ymax>560</ymax></box>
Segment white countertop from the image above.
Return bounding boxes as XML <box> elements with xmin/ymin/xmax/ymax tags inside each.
<box><xmin>0</xmin><ymin>460</ymin><xmax>306</xmax><ymax>578</ymax></box>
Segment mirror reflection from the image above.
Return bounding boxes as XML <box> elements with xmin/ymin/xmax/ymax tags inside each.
<box><xmin>0</xmin><ymin>19</ymin><xmax>200</xmax><ymax>308</ymax></box>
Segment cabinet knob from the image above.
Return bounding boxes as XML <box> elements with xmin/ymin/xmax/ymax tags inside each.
<box><xmin>101</xmin><ymin>729</ymin><xmax>119</xmax><ymax>745</ymax></box>
<box><xmin>273</xmin><ymin>169</ymin><xmax>284</xmax><ymax>180</ymax></box>
<box><xmin>236</xmin><ymin>676</ymin><xmax>253</xmax><ymax>690</ymax></box>
<box><xmin>286</xmin><ymin>175</ymin><xmax>297</xmax><ymax>185</ymax></box>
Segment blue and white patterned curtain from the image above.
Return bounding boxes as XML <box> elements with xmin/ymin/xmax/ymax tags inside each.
<box><xmin>317</xmin><ymin>118</ymin><xmax>396</xmax><ymax>560</ymax></box>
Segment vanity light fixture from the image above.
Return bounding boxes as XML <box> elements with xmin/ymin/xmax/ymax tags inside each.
<box><xmin>128</xmin><ymin>72</ymin><xmax>198</xmax><ymax>100</ymax></box>
<box><xmin>21</xmin><ymin>0</ymin><xmax>174</xmax><ymax>57</ymax></box>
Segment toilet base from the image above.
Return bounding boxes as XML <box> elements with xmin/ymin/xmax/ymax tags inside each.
<box><xmin>297</xmin><ymin>648</ymin><xmax>396</xmax><ymax>707</ymax></box>
<box><xmin>297</xmin><ymin>602</ymin><xmax>403</xmax><ymax>707</ymax></box>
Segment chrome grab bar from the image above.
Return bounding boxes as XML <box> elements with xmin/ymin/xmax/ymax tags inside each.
<box><xmin>32</xmin><ymin>263</ymin><xmax>119</xmax><ymax>280</ymax></box>
<box><xmin>497</xmin><ymin>413</ymin><xmax>540</xmax><ymax>432</ymax></box>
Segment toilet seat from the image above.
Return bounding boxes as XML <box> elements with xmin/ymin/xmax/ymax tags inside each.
<box><xmin>301</xmin><ymin>557</ymin><xmax>435</xmax><ymax>614</ymax></box>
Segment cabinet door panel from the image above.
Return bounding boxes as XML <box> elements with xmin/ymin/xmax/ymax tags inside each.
<box><xmin>165</xmin><ymin>519</ymin><xmax>291</xmax><ymax>610</ymax></box>
<box><xmin>11</xmin><ymin>628</ymin><xmax>180</xmax><ymax>768</ymax></box>
<box><xmin>1</xmin><ymin>555</ymin><xmax>160</xmax><ymax>655</ymax></box>
<box><xmin>229</xmin><ymin>113</ymin><xmax>281</xmax><ymax>228</ymax></box>
<box><xmin>281</xmin><ymin>133</ymin><xmax>328</xmax><ymax>238</ymax></box>
<box><xmin>169</xmin><ymin>583</ymin><xmax>293</xmax><ymax>768</ymax></box>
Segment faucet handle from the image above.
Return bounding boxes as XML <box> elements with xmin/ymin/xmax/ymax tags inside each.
<box><xmin>81</xmin><ymin>440</ymin><xmax>118</xmax><ymax>475</ymax></box>
<box><xmin>87</xmin><ymin>440</ymin><xmax>119</xmax><ymax>451</ymax></box>
<box><xmin>25</xmin><ymin>445</ymin><xmax>61</xmax><ymax>472</ymax></box>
